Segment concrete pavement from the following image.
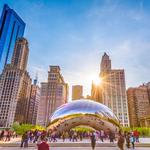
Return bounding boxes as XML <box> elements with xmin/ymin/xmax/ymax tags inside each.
<box><xmin>0</xmin><ymin>147</ymin><xmax>150</xmax><ymax>150</ymax></box>
<box><xmin>0</xmin><ymin>138</ymin><xmax>150</xmax><ymax>148</ymax></box>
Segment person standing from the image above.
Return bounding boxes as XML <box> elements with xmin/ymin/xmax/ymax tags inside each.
<box><xmin>133</xmin><ymin>130</ymin><xmax>140</xmax><ymax>142</ymax></box>
<box><xmin>5</xmin><ymin>130</ymin><xmax>11</xmax><ymax>142</ymax></box>
<box><xmin>90</xmin><ymin>132</ymin><xmax>96</xmax><ymax>150</ymax></box>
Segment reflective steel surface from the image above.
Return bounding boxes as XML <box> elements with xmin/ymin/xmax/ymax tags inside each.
<box><xmin>48</xmin><ymin>99</ymin><xmax>120</xmax><ymax>132</ymax></box>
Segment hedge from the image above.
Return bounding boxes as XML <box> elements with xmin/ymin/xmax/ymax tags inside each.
<box><xmin>122</xmin><ymin>127</ymin><xmax>150</xmax><ymax>137</ymax></box>
<box><xmin>11</xmin><ymin>122</ymin><xmax>45</xmax><ymax>135</ymax></box>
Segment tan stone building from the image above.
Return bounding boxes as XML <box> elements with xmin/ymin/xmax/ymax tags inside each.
<box><xmin>0</xmin><ymin>38</ymin><xmax>31</xmax><ymax>127</ymax></box>
<box><xmin>72</xmin><ymin>85</ymin><xmax>83</xmax><ymax>100</ymax></box>
<box><xmin>27</xmin><ymin>78</ymin><xmax>40</xmax><ymax>125</ymax></box>
<box><xmin>37</xmin><ymin>66</ymin><xmax>68</xmax><ymax>126</ymax></box>
<box><xmin>99</xmin><ymin>53</ymin><xmax>129</xmax><ymax>126</ymax></box>
<box><xmin>140</xmin><ymin>116</ymin><xmax>150</xmax><ymax>127</ymax></box>
<box><xmin>127</xmin><ymin>84</ymin><xmax>150</xmax><ymax>127</ymax></box>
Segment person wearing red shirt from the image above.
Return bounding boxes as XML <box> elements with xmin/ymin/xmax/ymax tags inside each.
<box><xmin>37</xmin><ymin>137</ymin><xmax>49</xmax><ymax>150</ymax></box>
<box><xmin>133</xmin><ymin>130</ymin><xmax>140</xmax><ymax>142</ymax></box>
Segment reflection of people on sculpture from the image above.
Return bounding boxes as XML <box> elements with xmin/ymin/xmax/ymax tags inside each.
<box><xmin>90</xmin><ymin>132</ymin><xmax>96</xmax><ymax>150</ymax></box>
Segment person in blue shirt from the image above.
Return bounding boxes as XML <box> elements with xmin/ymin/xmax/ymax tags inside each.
<box><xmin>130</xmin><ymin>135</ymin><xmax>135</xmax><ymax>149</ymax></box>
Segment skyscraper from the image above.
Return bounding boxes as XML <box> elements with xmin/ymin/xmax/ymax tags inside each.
<box><xmin>11</xmin><ymin>37</ymin><xmax>28</xmax><ymax>70</ymax></box>
<box><xmin>27</xmin><ymin>78</ymin><xmax>40</xmax><ymax>125</ymax></box>
<box><xmin>127</xmin><ymin>83</ymin><xmax>150</xmax><ymax>127</ymax></box>
<box><xmin>0</xmin><ymin>4</ymin><xmax>25</xmax><ymax>73</ymax></box>
<box><xmin>100</xmin><ymin>52</ymin><xmax>129</xmax><ymax>126</ymax></box>
<box><xmin>91</xmin><ymin>82</ymin><xmax>102</xmax><ymax>103</ymax></box>
<box><xmin>72</xmin><ymin>85</ymin><xmax>83</xmax><ymax>100</ymax></box>
<box><xmin>0</xmin><ymin>38</ymin><xmax>31</xmax><ymax>127</ymax></box>
<box><xmin>37</xmin><ymin>66</ymin><xmax>68</xmax><ymax>126</ymax></box>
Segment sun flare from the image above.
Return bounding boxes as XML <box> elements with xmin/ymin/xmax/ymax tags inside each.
<box><xmin>93</xmin><ymin>77</ymin><xmax>102</xmax><ymax>86</ymax></box>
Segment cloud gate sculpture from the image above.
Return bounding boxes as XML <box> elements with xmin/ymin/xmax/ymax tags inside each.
<box><xmin>47</xmin><ymin>99</ymin><xmax>120</xmax><ymax>133</ymax></box>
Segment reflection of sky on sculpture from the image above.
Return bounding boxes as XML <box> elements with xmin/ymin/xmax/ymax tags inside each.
<box><xmin>50</xmin><ymin>99</ymin><xmax>118</xmax><ymax>122</ymax></box>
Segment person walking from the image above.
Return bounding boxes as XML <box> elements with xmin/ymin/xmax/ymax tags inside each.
<box><xmin>100</xmin><ymin>129</ymin><xmax>105</xmax><ymax>142</ymax></box>
<box><xmin>130</xmin><ymin>135</ymin><xmax>135</xmax><ymax>149</ymax></box>
<box><xmin>109</xmin><ymin>130</ymin><xmax>114</xmax><ymax>143</ymax></box>
<box><xmin>90</xmin><ymin>132</ymin><xmax>96</xmax><ymax>150</ymax></box>
<box><xmin>0</xmin><ymin>130</ymin><xmax>4</xmax><ymax>141</ymax></box>
<box><xmin>51</xmin><ymin>131</ymin><xmax>57</xmax><ymax>142</ymax></box>
<box><xmin>72</xmin><ymin>131</ymin><xmax>78</xmax><ymax>142</ymax></box>
<box><xmin>20</xmin><ymin>131</ymin><xmax>29</xmax><ymax>148</ymax></box>
<box><xmin>117</xmin><ymin>131</ymin><xmax>125</xmax><ymax>150</ymax></box>
<box><xmin>62</xmin><ymin>132</ymin><xmax>66</xmax><ymax>142</ymax></box>
<box><xmin>126</xmin><ymin>132</ymin><xmax>130</xmax><ymax>149</ymax></box>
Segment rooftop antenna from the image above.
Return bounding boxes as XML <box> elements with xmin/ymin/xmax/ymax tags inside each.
<box><xmin>34</xmin><ymin>72</ymin><xmax>38</xmax><ymax>85</ymax></box>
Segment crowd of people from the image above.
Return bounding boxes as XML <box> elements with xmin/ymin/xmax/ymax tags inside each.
<box><xmin>0</xmin><ymin>129</ymin><xmax>17</xmax><ymax>142</ymax></box>
<box><xmin>0</xmin><ymin>128</ymin><xmax>140</xmax><ymax>150</ymax></box>
<box><xmin>20</xmin><ymin>128</ymin><xmax>115</xmax><ymax>145</ymax></box>
<box><xmin>118</xmin><ymin>130</ymin><xmax>140</xmax><ymax>150</ymax></box>
<box><xmin>19</xmin><ymin>128</ymin><xmax>140</xmax><ymax>150</ymax></box>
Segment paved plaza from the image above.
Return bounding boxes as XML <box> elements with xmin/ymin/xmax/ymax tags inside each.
<box><xmin>0</xmin><ymin>137</ymin><xmax>150</xmax><ymax>144</ymax></box>
<box><xmin>0</xmin><ymin>138</ymin><xmax>150</xmax><ymax>150</ymax></box>
<box><xmin>0</xmin><ymin>147</ymin><xmax>150</xmax><ymax>150</ymax></box>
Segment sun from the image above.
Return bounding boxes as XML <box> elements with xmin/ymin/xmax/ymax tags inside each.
<box><xmin>93</xmin><ymin>77</ymin><xmax>102</xmax><ymax>86</ymax></box>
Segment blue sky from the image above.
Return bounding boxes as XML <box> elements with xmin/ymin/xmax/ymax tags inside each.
<box><xmin>1</xmin><ymin>0</ymin><xmax>150</xmax><ymax>99</ymax></box>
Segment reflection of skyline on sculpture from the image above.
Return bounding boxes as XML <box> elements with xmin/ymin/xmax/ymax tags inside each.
<box><xmin>50</xmin><ymin>99</ymin><xmax>118</xmax><ymax>121</ymax></box>
<box><xmin>1</xmin><ymin>0</ymin><xmax>150</xmax><ymax>97</ymax></box>
<box><xmin>48</xmin><ymin>99</ymin><xmax>120</xmax><ymax>132</ymax></box>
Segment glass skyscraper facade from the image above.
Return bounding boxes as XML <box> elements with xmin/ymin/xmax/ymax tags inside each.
<box><xmin>0</xmin><ymin>4</ymin><xmax>25</xmax><ymax>73</ymax></box>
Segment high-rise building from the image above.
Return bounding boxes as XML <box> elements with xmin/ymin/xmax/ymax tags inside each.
<box><xmin>27</xmin><ymin>78</ymin><xmax>40</xmax><ymax>125</ymax></box>
<box><xmin>127</xmin><ymin>83</ymin><xmax>150</xmax><ymax>127</ymax></box>
<box><xmin>11</xmin><ymin>37</ymin><xmax>29</xmax><ymax>71</ymax></box>
<box><xmin>91</xmin><ymin>82</ymin><xmax>102</xmax><ymax>103</ymax></box>
<box><xmin>100</xmin><ymin>52</ymin><xmax>129</xmax><ymax>126</ymax></box>
<box><xmin>0</xmin><ymin>38</ymin><xmax>31</xmax><ymax>127</ymax></box>
<box><xmin>72</xmin><ymin>85</ymin><xmax>83</xmax><ymax>100</ymax></box>
<box><xmin>37</xmin><ymin>66</ymin><xmax>68</xmax><ymax>126</ymax></box>
<box><xmin>0</xmin><ymin>4</ymin><xmax>25</xmax><ymax>73</ymax></box>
